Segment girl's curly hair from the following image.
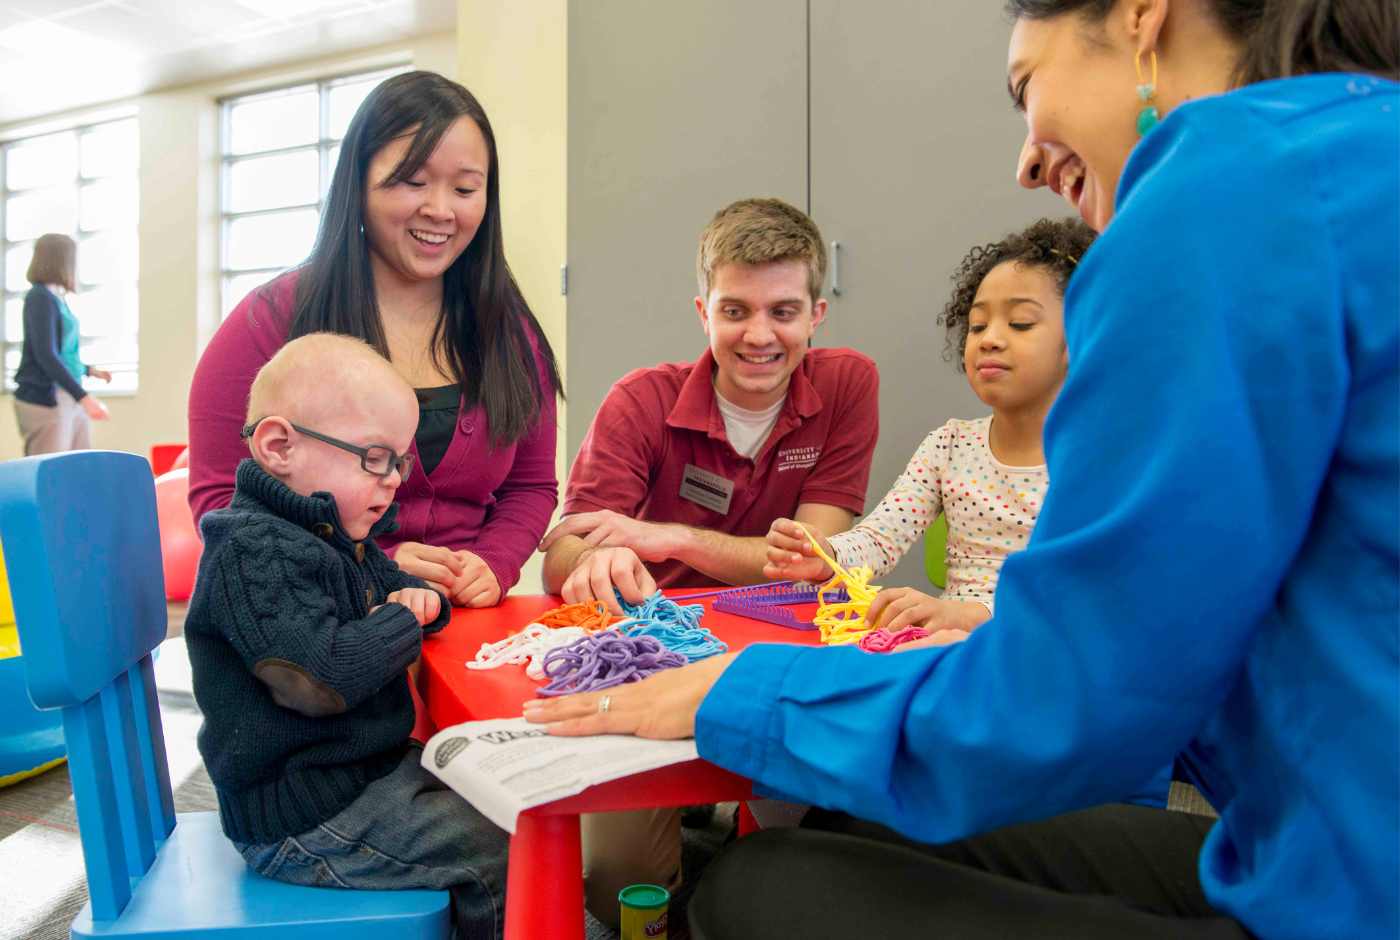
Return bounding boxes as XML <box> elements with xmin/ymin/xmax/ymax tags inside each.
<box><xmin>939</xmin><ymin>217</ymin><xmax>1096</xmax><ymax>370</ymax></box>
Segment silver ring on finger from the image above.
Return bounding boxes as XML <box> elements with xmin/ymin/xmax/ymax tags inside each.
<box><xmin>599</xmin><ymin>694</ymin><xmax>612</xmax><ymax>714</ymax></box>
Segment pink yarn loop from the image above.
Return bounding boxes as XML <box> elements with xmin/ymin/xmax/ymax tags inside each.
<box><xmin>858</xmin><ymin>626</ymin><xmax>930</xmax><ymax>653</ymax></box>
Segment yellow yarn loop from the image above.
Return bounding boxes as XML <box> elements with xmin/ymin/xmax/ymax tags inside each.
<box><xmin>795</xmin><ymin>523</ymin><xmax>882</xmax><ymax>645</ymax></box>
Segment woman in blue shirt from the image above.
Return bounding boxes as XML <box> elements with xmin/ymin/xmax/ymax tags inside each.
<box><xmin>525</xmin><ymin>1</ymin><xmax>1399</xmax><ymax>937</ymax></box>
<box><xmin>13</xmin><ymin>234</ymin><xmax>111</xmax><ymax>455</ymax></box>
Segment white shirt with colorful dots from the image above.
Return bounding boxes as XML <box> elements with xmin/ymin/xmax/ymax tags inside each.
<box><xmin>827</xmin><ymin>416</ymin><xmax>1047</xmax><ymax>613</ymax></box>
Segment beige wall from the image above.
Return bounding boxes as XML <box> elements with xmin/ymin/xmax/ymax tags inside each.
<box><xmin>0</xmin><ymin>32</ymin><xmax>457</xmax><ymax>462</ymax></box>
<box><xmin>457</xmin><ymin>1</ymin><xmax>567</xmax><ymax>590</ymax></box>
<box><xmin>455</xmin><ymin>0</ymin><xmax>567</xmax><ymax>459</ymax></box>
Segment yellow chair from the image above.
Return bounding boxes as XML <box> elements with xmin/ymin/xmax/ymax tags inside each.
<box><xmin>923</xmin><ymin>514</ymin><xmax>948</xmax><ymax>590</ymax></box>
<box><xmin>0</xmin><ymin>539</ymin><xmax>67</xmax><ymax>786</ymax></box>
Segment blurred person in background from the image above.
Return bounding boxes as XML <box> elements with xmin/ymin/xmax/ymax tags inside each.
<box><xmin>13</xmin><ymin>233</ymin><xmax>111</xmax><ymax>455</ymax></box>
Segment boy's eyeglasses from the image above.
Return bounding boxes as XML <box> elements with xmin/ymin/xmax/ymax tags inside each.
<box><xmin>242</xmin><ymin>419</ymin><xmax>414</xmax><ymax>481</ymax></box>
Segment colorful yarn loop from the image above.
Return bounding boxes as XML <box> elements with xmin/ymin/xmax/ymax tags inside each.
<box><xmin>858</xmin><ymin>625</ymin><xmax>930</xmax><ymax>653</ymax></box>
<box><xmin>533</xmin><ymin>599</ymin><xmax>623</xmax><ymax>632</ymax></box>
<box><xmin>466</xmin><ymin>623</ymin><xmax>590</xmax><ymax>680</ymax></box>
<box><xmin>616</xmin><ymin>591</ymin><xmax>729</xmax><ymax>662</ymax></box>
<box><xmin>535</xmin><ymin>629</ymin><xmax>687</xmax><ymax>696</ymax></box>
<box><xmin>796</xmin><ymin>522</ymin><xmax>882</xmax><ymax>645</ymax></box>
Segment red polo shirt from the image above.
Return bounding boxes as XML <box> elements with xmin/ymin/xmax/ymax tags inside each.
<box><xmin>563</xmin><ymin>347</ymin><xmax>880</xmax><ymax>587</ymax></box>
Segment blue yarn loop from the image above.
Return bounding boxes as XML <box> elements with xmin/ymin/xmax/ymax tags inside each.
<box><xmin>615</xmin><ymin>590</ymin><xmax>729</xmax><ymax>662</ymax></box>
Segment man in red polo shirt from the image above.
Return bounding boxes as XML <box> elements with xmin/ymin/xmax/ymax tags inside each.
<box><xmin>542</xmin><ymin>196</ymin><xmax>879</xmax><ymax>610</ymax></box>
<box><xmin>540</xmin><ymin>196</ymin><xmax>880</xmax><ymax>927</ymax></box>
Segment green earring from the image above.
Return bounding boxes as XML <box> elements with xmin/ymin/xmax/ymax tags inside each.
<box><xmin>1137</xmin><ymin>84</ymin><xmax>1160</xmax><ymax>136</ymax></box>
<box><xmin>1135</xmin><ymin>50</ymin><xmax>1160</xmax><ymax>137</ymax></box>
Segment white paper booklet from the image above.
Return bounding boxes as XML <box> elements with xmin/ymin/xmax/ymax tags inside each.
<box><xmin>421</xmin><ymin>717</ymin><xmax>699</xmax><ymax>833</ymax></box>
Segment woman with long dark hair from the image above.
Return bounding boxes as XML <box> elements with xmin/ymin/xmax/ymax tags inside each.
<box><xmin>523</xmin><ymin>2</ymin><xmax>1399</xmax><ymax>937</ymax></box>
<box><xmin>189</xmin><ymin>71</ymin><xmax>561</xmax><ymax>605</ymax></box>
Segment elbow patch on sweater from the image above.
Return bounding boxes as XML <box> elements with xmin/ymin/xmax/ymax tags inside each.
<box><xmin>253</xmin><ymin>658</ymin><xmax>348</xmax><ymax>717</ymax></box>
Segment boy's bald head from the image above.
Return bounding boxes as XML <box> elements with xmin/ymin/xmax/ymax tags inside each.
<box><xmin>247</xmin><ymin>332</ymin><xmax>413</xmax><ymax>429</ymax></box>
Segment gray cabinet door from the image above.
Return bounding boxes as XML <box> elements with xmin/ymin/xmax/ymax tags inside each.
<box><xmin>566</xmin><ymin>0</ymin><xmax>808</xmax><ymax>458</ymax></box>
<box><xmin>809</xmin><ymin>0</ymin><xmax>1065</xmax><ymax>586</ymax></box>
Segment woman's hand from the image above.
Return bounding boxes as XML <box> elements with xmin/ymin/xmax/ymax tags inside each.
<box><xmin>87</xmin><ymin>367</ymin><xmax>112</xmax><ymax>383</ymax></box>
<box><xmin>867</xmin><ymin>588</ymin><xmax>991</xmax><ymax>636</ymax></box>
<box><xmin>394</xmin><ymin>542</ymin><xmax>465</xmax><ymax>596</ymax></box>
<box><xmin>522</xmin><ymin>652</ymin><xmax>739</xmax><ymax>739</ymax></box>
<box><xmin>80</xmin><ymin>395</ymin><xmax>109</xmax><ymax>421</ymax></box>
<box><xmin>449</xmin><ymin>550</ymin><xmax>502</xmax><ymax>608</ymax></box>
<box><xmin>762</xmin><ymin>517</ymin><xmax>835</xmax><ymax>582</ymax></box>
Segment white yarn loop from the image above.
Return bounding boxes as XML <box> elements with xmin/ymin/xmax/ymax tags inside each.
<box><xmin>466</xmin><ymin>624</ymin><xmax>591</xmax><ymax>680</ymax></box>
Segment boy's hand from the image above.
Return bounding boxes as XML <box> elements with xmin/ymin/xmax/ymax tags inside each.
<box><xmin>386</xmin><ymin>588</ymin><xmax>441</xmax><ymax>627</ymax></box>
<box><xmin>449</xmin><ymin>551</ymin><xmax>502</xmax><ymax>608</ymax></box>
<box><xmin>762</xmin><ymin>517</ymin><xmax>835</xmax><ymax>582</ymax></box>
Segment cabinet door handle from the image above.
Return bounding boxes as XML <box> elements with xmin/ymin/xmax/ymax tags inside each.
<box><xmin>831</xmin><ymin>241</ymin><xmax>843</xmax><ymax>296</ymax></box>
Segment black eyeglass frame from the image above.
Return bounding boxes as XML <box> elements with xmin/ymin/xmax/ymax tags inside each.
<box><xmin>241</xmin><ymin>418</ymin><xmax>415</xmax><ymax>481</ymax></box>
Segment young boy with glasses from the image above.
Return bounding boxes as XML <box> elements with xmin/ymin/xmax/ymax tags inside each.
<box><xmin>184</xmin><ymin>332</ymin><xmax>507</xmax><ymax>939</ymax></box>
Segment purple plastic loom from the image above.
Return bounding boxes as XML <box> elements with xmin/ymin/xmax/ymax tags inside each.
<box><xmin>707</xmin><ymin>581</ymin><xmax>850</xmax><ymax>631</ymax></box>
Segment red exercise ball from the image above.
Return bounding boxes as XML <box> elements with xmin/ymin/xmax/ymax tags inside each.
<box><xmin>171</xmin><ymin>447</ymin><xmax>189</xmax><ymax>471</ymax></box>
<box><xmin>154</xmin><ymin>469</ymin><xmax>201</xmax><ymax>602</ymax></box>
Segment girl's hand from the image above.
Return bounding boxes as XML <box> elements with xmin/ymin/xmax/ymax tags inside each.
<box><xmin>80</xmin><ymin>395</ymin><xmax>109</xmax><ymax>421</ymax></box>
<box><xmin>522</xmin><ymin>652</ymin><xmax>740</xmax><ymax>739</ymax></box>
<box><xmin>87</xmin><ymin>367</ymin><xmax>113</xmax><ymax>383</ymax></box>
<box><xmin>762</xmin><ymin>517</ymin><xmax>835</xmax><ymax>582</ymax></box>
<box><xmin>450</xmin><ymin>551</ymin><xmax>502</xmax><ymax>608</ymax></box>
<box><xmin>867</xmin><ymin>588</ymin><xmax>991</xmax><ymax>635</ymax></box>
<box><xmin>893</xmin><ymin>628</ymin><xmax>971</xmax><ymax>651</ymax></box>
<box><xmin>394</xmin><ymin>542</ymin><xmax>466</xmax><ymax>596</ymax></box>
<box><xmin>386</xmin><ymin>587</ymin><xmax>441</xmax><ymax>626</ymax></box>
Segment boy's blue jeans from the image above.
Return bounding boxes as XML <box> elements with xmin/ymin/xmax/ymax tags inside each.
<box><xmin>234</xmin><ymin>745</ymin><xmax>508</xmax><ymax>939</ymax></box>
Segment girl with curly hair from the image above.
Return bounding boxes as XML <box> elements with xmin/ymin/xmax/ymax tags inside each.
<box><xmin>764</xmin><ymin>216</ymin><xmax>1094</xmax><ymax>646</ymax></box>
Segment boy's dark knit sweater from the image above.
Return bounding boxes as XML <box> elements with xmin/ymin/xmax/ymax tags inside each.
<box><xmin>185</xmin><ymin>459</ymin><xmax>449</xmax><ymax>845</ymax></box>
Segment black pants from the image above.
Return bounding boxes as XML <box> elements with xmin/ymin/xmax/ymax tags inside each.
<box><xmin>689</xmin><ymin>804</ymin><xmax>1252</xmax><ymax>939</ymax></box>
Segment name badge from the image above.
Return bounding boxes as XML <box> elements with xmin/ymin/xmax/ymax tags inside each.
<box><xmin>679</xmin><ymin>463</ymin><xmax>735</xmax><ymax>515</ymax></box>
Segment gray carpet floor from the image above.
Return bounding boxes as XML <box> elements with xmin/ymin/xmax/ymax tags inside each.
<box><xmin>0</xmin><ymin>605</ymin><xmax>730</xmax><ymax>940</ymax></box>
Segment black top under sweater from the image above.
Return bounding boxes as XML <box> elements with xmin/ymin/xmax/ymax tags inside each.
<box><xmin>184</xmin><ymin>459</ymin><xmax>450</xmax><ymax>844</ymax></box>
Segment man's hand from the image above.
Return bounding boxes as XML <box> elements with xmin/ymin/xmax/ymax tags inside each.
<box><xmin>385</xmin><ymin>587</ymin><xmax>442</xmax><ymax>626</ymax></box>
<box><xmin>523</xmin><ymin>652</ymin><xmax>739</xmax><ymax>739</ymax></box>
<box><xmin>762</xmin><ymin>517</ymin><xmax>835</xmax><ymax>582</ymax></box>
<box><xmin>448</xmin><ymin>550</ymin><xmax>502</xmax><ymax>608</ymax></box>
<box><xmin>560</xmin><ymin>545</ymin><xmax>657</xmax><ymax>614</ymax></box>
<box><xmin>87</xmin><ymin>367</ymin><xmax>113</xmax><ymax>383</ymax></box>
<box><xmin>867</xmin><ymin>587</ymin><xmax>991</xmax><ymax>636</ymax></box>
<box><xmin>541</xmin><ymin>510</ymin><xmax>680</xmax><ymax>563</ymax></box>
<box><xmin>394</xmin><ymin>542</ymin><xmax>465</xmax><ymax>596</ymax></box>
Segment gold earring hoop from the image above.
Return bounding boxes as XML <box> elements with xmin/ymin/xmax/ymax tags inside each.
<box><xmin>1135</xmin><ymin>50</ymin><xmax>1160</xmax><ymax>136</ymax></box>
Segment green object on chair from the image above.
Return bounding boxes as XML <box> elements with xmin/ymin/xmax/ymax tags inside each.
<box><xmin>924</xmin><ymin>514</ymin><xmax>948</xmax><ymax>590</ymax></box>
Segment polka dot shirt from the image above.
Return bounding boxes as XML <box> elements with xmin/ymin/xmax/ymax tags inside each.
<box><xmin>827</xmin><ymin>416</ymin><xmax>1048</xmax><ymax>613</ymax></box>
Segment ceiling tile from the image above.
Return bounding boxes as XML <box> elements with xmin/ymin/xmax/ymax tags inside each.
<box><xmin>5</xmin><ymin>0</ymin><xmax>105</xmax><ymax>17</ymax></box>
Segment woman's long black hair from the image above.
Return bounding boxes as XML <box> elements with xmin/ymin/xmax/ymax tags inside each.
<box><xmin>1004</xmin><ymin>0</ymin><xmax>1398</xmax><ymax>83</ymax></box>
<box><xmin>288</xmin><ymin>70</ymin><xmax>562</xmax><ymax>445</ymax></box>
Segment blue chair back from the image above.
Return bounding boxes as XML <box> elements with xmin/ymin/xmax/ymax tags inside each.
<box><xmin>0</xmin><ymin>451</ymin><xmax>175</xmax><ymax>921</ymax></box>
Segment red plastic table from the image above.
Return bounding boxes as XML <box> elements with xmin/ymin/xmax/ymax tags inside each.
<box><xmin>420</xmin><ymin>593</ymin><xmax>823</xmax><ymax>940</ymax></box>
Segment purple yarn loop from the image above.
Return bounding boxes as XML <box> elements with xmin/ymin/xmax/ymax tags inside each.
<box><xmin>535</xmin><ymin>629</ymin><xmax>688</xmax><ymax>696</ymax></box>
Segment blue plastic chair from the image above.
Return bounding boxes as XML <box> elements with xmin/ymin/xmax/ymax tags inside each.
<box><xmin>0</xmin><ymin>452</ymin><xmax>450</xmax><ymax>939</ymax></box>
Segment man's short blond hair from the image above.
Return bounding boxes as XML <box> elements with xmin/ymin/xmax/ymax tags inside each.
<box><xmin>246</xmin><ymin>332</ymin><xmax>406</xmax><ymax>427</ymax></box>
<box><xmin>696</xmin><ymin>198</ymin><xmax>827</xmax><ymax>304</ymax></box>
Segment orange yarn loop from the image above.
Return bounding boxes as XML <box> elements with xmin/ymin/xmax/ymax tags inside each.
<box><xmin>527</xmin><ymin>600</ymin><xmax>624</xmax><ymax>633</ymax></box>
